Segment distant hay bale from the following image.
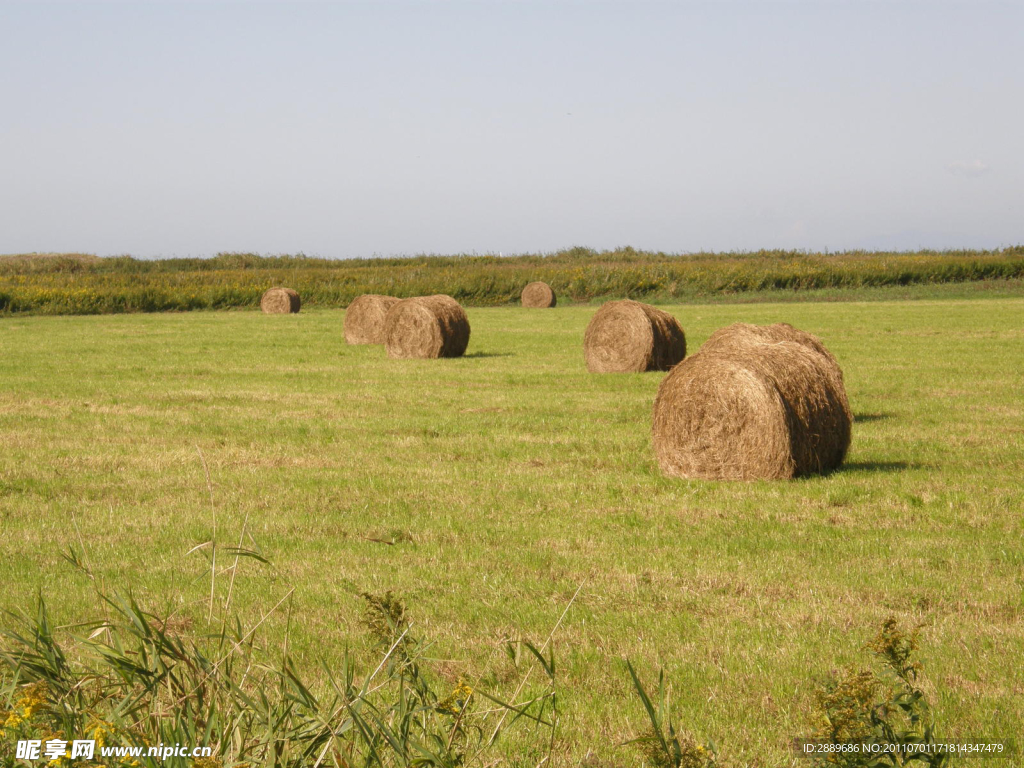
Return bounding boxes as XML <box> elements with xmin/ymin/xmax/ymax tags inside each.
<box><xmin>261</xmin><ymin>287</ymin><xmax>301</xmax><ymax>314</ymax></box>
<box><xmin>652</xmin><ymin>326</ymin><xmax>852</xmax><ymax>480</ymax></box>
<box><xmin>383</xmin><ymin>294</ymin><xmax>470</xmax><ymax>359</ymax></box>
<box><xmin>344</xmin><ymin>294</ymin><xmax>400</xmax><ymax>344</ymax></box>
<box><xmin>583</xmin><ymin>300</ymin><xmax>686</xmax><ymax>373</ymax></box>
<box><xmin>521</xmin><ymin>281</ymin><xmax>556</xmax><ymax>308</ymax></box>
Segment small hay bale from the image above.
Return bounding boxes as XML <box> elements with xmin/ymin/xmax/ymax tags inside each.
<box><xmin>383</xmin><ymin>294</ymin><xmax>470</xmax><ymax>359</ymax></box>
<box><xmin>583</xmin><ymin>300</ymin><xmax>686</xmax><ymax>373</ymax></box>
<box><xmin>344</xmin><ymin>294</ymin><xmax>401</xmax><ymax>344</ymax></box>
<box><xmin>651</xmin><ymin>328</ymin><xmax>852</xmax><ymax>480</ymax></box>
<box><xmin>261</xmin><ymin>287</ymin><xmax>301</xmax><ymax>314</ymax></box>
<box><xmin>521</xmin><ymin>281</ymin><xmax>556</xmax><ymax>308</ymax></box>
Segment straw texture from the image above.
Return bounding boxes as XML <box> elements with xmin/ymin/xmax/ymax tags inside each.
<box><xmin>651</xmin><ymin>326</ymin><xmax>851</xmax><ymax>480</ymax></box>
<box><xmin>383</xmin><ymin>295</ymin><xmax>470</xmax><ymax>359</ymax></box>
<box><xmin>260</xmin><ymin>287</ymin><xmax>301</xmax><ymax>314</ymax></box>
<box><xmin>521</xmin><ymin>282</ymin><xmax>556</xmax><ymax>308</ymax></box>
<box><xmin>345</xmin><ymin>294</ymin><xmax>401</xmax><ymax>344</ymax></box>
<box><xmin>584</xmin><ymin>300</ymin><xmax>686</xmax><ymax>373</ymax></box>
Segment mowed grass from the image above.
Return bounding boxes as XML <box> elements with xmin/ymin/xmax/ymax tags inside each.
<box><xmin>1</xmin><ymin>295</ymin><xmax>1023</xmax><ymax>765</ymax></box>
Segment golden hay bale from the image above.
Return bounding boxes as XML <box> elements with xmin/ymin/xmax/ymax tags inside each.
<box><xmin>702</xmin><ymin>321</ymin><xmax>841</xmax><ymax>373</ymax></box>
<box><xmin>260</xmin><ymin>287</ymin><xmax>301</xmax><ymax>314</ymax></box>
<box><xmin>700</xmin><ymin>322</ymin><xmax>852</xmax><ymax>422</ymax></box>
<box><xmin>521</xmin><ymin>281</ymin><xmax>556</xmax><ymax>308</ymax></box>
<box><xmin>383</xmin><ymin>294</ymin><xmax>470</xmax><ymax>359</ymax></box>
<box><xmin>583</xmin><ymin>300</ymin><xmax>686</xmax><ymax>373</ymax></box>
<box><xmin>651</xmin><ymin>332</ymin><xmax>852</xmax><ymax>480</ymax></box>
<box><xmin>344</xmin><ymin>294</ymin><xmax>401</xmax><ymax>344</ymax></box>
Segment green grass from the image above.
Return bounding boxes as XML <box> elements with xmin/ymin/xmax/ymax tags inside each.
<box><xmin>1</xmin><ymin>295</ymin><xmax>1022</xmax><ymax>765</ymax></box>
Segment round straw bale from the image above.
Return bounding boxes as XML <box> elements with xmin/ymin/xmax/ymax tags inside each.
<box><xmin>383</xmin><ymin>295</ymin><xmax>470</xmax><ymax>359</ymax></box>
<box><xmin>651</xmin><ymin>337</ymin><xmax>852</xmax><ymax>480</ymax></box>
<box><xmin>344</xmin><ymin>294</ymin><xmax>401</xmax><ymax>344</ymax></box>
<box><xmin>702</xmin><ymin>322</ymin><xmax>841</xmax><ymax>373</ymax></box>
<box><xmin>261</xmin><ymin>287</ymin><xmax>301</xmax><ymax>314</ymax></box>
<box><xmin>700</xmin><ymin>322</ymin><xmax>851</xmax><ymax>424</ymax></box>
<box><xmin>583</xmin><ymin>300</ymin><xmax>686</xmax><ymax>373</ymax></box>
<box><xmin>521</xmin><ymin>281</ymin><xmax>556</xmax><ymax>308</ymax></box>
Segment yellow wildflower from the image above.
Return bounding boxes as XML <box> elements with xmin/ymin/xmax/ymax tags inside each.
<box><xmin>436</xmin><ymin>679</ymin><xmax>474</xmax><ymax>716</ymax></box>
<box><xmin>17</xmin><ymin>681</ymin><xmax>49</xmax><ymax>720</ymax></box>
<box><xmin>2</xmin><ymin>708</ymin><xmax>22</xmax><ymax>731</ymax></box>
<box><xmin>86</xmin><ymin>718</ymin><xmax>115</xmax><ymax>747</ymax></box>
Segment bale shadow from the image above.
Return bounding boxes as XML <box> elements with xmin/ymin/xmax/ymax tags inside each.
<box><xmin>840</xmin><ymin>461</ymin><xmax>916</xmax><ymax>473</ymax></box>
<box><xmin>853</xmin><ymin>413</ymin><xmax>893</xmax><ymax>423</ymax></box>
<box><xmin>463</xmin><ymin>351</ymin><xmax>515</xmax><ymax>358</ymax></box>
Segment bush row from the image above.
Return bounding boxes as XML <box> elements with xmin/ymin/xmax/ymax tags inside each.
<box><xmin>1</xmin><ymin>247</ymin><xmax>1022</xmax><ymax>315</ymax></box>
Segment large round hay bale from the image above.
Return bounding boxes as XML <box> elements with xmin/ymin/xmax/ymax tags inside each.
<box><xmin>344</xmin><ymin>294</ymin><xmax>400</xmax><ymax>344</ymax></box>
<box><xmin>521</xmin><ymin>281</ymin><xmax>556</xmax><ymax>308</ymax></box>
<box><xmin>383</xmin><ymin>295</ymin><xmax>470</xmax><ymax>359</ymax></box>
<box><xmin>261</xmin><ymin>287</ymin><xmax>301</xmax><ymax>314</ymax></box>
<box><xmin>700</xmin><ymin>322</ymin><xmax>851</xmax><ymax>423</ymax></box>
<box><xmin>702</xmin><ymin>322</ymin><xmax>841</xmax><ymax>373</ymax></box>
<box><xmin>583</xmin><ymin>300</ymin><xmax>686</xmax><ymax>373</ymax></box>
<box><xmin>651</xmin><ymin>333</ymin><xmax>852</xmax><ymax>480</ymax></box>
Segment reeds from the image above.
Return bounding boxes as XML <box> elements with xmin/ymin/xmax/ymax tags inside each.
<box><xmin>2</xmin><ymin>247</ymin><xmax>1022</xmax><ymax>315</ymax></box>
<box><xmin>0</xmin><ymin>588</ymin><xmax>563</xmax><ymax>767</ymax></box>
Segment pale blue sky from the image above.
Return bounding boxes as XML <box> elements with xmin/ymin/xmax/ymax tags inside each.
<box><xmin>1</xmin><ymin>1</ymin><xmax>1021</xmax><ymax>257</ymax></box>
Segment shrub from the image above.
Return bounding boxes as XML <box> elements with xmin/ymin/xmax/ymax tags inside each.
<box><xmin>810</xmin><ymin>618</ymin><xmax>949</xmax><ymax>767</ymax></box>
<box><xmin>1</xmin><ymin>247</ymin><xmax>1022</xmax><ymax>315</ymax></box>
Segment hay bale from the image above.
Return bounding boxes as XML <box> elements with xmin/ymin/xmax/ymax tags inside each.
<box><xmin>521</xmin><ymin>281</ymin><xmax>556</xmax><ymax>308</ymax></box>
<box><xmin>700</xmin><ymin>322</ymin><xmax>851</xmax><ymax>422</ymax></box>
<box><xmin>651</xmin><ymin>329</ymin><xmax>852</xmax><ymax>480</ymax></box>
<box><xmin>261</xmin><ymin>287</ymin><xmax>301</xmax><ymax>314</ymax></box>
<box><xmin>344</xmin><ymin>294</ymin><xmax>400</xmax><ymax>344</ymax></box>
<box><xmin>702</xmin><ymin>321</ymin><xmax>841</xmax><ymax>373</ymax></box>
<box><xmin>383</xmin><ymin>294</ymin><xmax>470</xmax><ymax>359</ymax></box>
<box><xmin>583</xmin><ymin>300</ymin><xmax>686</xmax><ymax>373</ymax></box>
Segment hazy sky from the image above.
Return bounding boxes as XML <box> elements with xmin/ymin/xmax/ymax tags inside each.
<box><xmin>1</xmin><ymin>1</ymin><xmax>1021</xmax><ymax>258</ymax></box>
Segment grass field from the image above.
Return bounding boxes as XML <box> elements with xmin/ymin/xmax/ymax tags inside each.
<box><xmin>2</xmin><ymin>292</ymin><xmax>1023</xmax><ymax>765</ymax></box>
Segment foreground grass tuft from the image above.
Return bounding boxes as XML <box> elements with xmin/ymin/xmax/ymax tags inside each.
<box><xmin>0</xmin><ymin>588</ymin><xmax>560</xmax><ymax>767</ymax></box>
